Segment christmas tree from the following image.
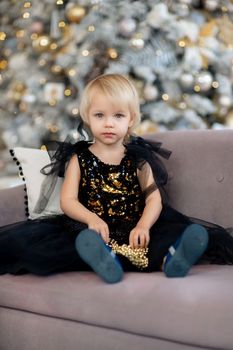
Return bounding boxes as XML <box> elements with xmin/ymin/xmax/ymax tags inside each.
<box><xmin>0</xmin><ymin>0</ymin><xmax>233</xmax><ymax>159</ymax></box>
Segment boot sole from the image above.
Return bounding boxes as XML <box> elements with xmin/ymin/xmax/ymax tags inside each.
<box><xmin>75</xmin><ymin>229</ymin><xmax>123</xmax><ymax>283</ymax></box>
<box><xmin>164</xmin><ymin>224</ymin><xmax>209</xmax><ymax>278</ymax></box>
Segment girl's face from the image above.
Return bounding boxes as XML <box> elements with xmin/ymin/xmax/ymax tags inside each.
<box><xmin>87</xmin><ymin>90</ymin><xmax>134</xmax><ymax>146</ymax></box>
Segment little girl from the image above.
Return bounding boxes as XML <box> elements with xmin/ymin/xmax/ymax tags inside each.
<box><xmin>0</xmin><ymin>74</ymin><xmax>233</xmax><ymax>282</ymax></box>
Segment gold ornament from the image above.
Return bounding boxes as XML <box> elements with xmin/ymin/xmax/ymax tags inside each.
<box><xmin>0</xmin><ymin>31</ymin><xmax>7</xmax><ymax>40</ymax></box>
<box><xmin>32</xmin><ymin>35</ymin><xmax>51</xmax><ymax>52</ymax></box>
<box><xmin>0</xmin><ymin>59</ymin><xmax>8</xmax><ymax>70</ymax></box>
<box><xmin>66</xmin><ymin>5</ymin><xmax>86</xmax><ymax>24</ymax></box>
<box><xmin>108</xmin><ymin>239</ymin><xmax>148</xmax><ymax>269</ymax></box>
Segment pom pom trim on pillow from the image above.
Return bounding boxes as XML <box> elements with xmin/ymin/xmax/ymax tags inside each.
<box><xmin>9</xmin><ymin>149</ymin><xmax>30</xmax><ymax>218</ymax></box>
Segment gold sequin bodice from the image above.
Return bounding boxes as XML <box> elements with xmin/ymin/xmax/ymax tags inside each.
<box><xmin>77</xmin><ymin>148</ymin><xmax>144</xmax><ymax>242</ymax></box>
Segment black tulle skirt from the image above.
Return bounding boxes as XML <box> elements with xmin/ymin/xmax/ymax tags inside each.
<box><xmin>0</xmin><ymin>205</ymin><xmax>233</xmax><ymax>275</ymax></box>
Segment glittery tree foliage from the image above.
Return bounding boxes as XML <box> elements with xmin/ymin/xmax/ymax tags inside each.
<box><xmin>0</xmin><ymin>0</ymin><xmax>233</xmax><ymax>152</ymax></box>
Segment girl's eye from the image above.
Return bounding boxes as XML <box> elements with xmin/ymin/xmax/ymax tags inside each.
<box><xmin>94</xmin><ymin>113</ymin><xmax>103</xmax><ymax>118</ymax></box>
<box><xmin>115</xmin><ymin>113</ymin><xmax>125</xmax><ymax>118</ymax></box>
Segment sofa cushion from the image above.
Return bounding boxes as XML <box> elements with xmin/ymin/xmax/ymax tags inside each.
<box><xmin>0</xmin><ymin>266</ymin><xmax>233</xmax><ymax>349</ymax></box>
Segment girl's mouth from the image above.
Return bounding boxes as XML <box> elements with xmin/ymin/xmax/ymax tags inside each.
<box><xmin>102</xmin><ymin>133</ymin><xmax>115</xmax><ymax>137</ymax></box>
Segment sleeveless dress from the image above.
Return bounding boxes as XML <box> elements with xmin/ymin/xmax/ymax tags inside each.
<box><xmin>0</xmin><ymin>138</ymin><xmax>233</xmax><ymax>275</ymax></box>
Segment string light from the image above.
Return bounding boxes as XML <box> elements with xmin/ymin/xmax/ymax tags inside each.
<box><xmin>24</xmin><ymin>2</ymin><xmax>31</xmax><ymax>8</ymax></box>
<box><xmin>194</xmin><ymin>85</ymin><xmax>201</xmax><ymax>92</ymax></box>
<box><xmin>107</xmin><ymin>48</ymin><xmax>118</xmax><ymax>59</ymax></box>
<box><xmin>31</xmin><ymin>33</ymin><xmax>38</xmax><ymax>40</ymax></box>
<box><xmin>72</xmin><ymin>108</ymin><xmax>79</xmax><ymax>116</ymax></box>
<box><xmin>22</xmin><ymin>12</ymin><xmax>30</xmax><ymax>19</ymax></box>
<box><xmin>51</xmin><ymin>65</ymin><xmax>62</xmax><ymax>74</ymax></box>
<box><xmin>56</xmin><ymin>0</ymin><xmax>63</xmax><ymax>5</ymax></box>
<box><xmin>50</xmin><ymin>43</ymin><xmax>58</xmax><ymax>50</ymax></box>
<box><xmin>82</xmin><ymin>49</ymin><xmax>89</xmax><ymax>56</ymax></box>
<box><xmin>162</xmin><ymin>94</ymin><xmax>169</xmax><ymax>101</ymax></box>
<box><xmin>64</xmin><ymin>88</ymin><xmax>72</xmax><ymax>96</ymax></box>
<box><xmin>38</xmin><ymin>59</ymin><xmax>46</xmax><ymax>67</ymax></box>
<box><xmin>178</xmin><ymin>102</ymin><xmax>187</xmax><ymax>109</ymax></box>
<box><xmin>58</xmin><ymin>21</ymin><xmax>66</xmax><ymax>28</ymax></box>
<box><xmin>88</xmin><ymin>25</ymin><xmax>95</xmax><ymax>32</ymax></box>
<box><xmin>212</xmin><ymin>81</ymin><xmax>219</xmax><ymax>89</ymax></box>
<box><xmin>130</xmin><ymin>38</ymin><xmax>144</xmax><ymax>50</ymax></box>
<box><xmin>40</xmin><ymin>37</ymin><xmax>49</xmax><ymax>47</ymax></box>
<box><xmin>68</xmin><ymin>68</ymin><xmax>76</xmax><ymax>76</ymax></box>
<box><xmin>178</xmin><ymin>40</ymin><xmax>186</xmax><ymax>48</ymax></box>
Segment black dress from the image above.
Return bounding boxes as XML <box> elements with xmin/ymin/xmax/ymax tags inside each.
<box><xmin>0</xmin><ymin>137</ymin><xmax>232</xmax><ymax>275</ymax></box>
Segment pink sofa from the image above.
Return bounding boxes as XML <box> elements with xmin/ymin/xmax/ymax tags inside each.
<box><xmin>0</xmin><ymin>129</ymin><xmax>233</xmax><ymax>350</ymax></box>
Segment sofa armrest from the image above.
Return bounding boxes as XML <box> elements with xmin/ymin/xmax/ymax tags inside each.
<box><xmin>0</xmin><ymin>185</ymin><xmax>27</xmax><ymax>227</ymax></box>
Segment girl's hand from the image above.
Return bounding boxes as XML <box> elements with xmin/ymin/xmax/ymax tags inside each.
<box><xmin>88</xmin><ymin>214</ymin><xmax>109</xmax><ymax>243</ymax></box>
<box><xmin>129</xmin><ymin>226</ymin><xmax>150</xmax><ymax>249</ymax></box>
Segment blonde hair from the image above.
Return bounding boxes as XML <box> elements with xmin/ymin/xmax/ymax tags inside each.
<box><xmin>79</xmin><ymin>74</ymin><xmax>141</xmax><ymax>132</ymax></box>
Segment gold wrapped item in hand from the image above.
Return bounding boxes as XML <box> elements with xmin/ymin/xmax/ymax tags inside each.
<box><xmin>108</xmin><ymin>239</ymin><xmax>148</xmax><ymax>269</ymax></box>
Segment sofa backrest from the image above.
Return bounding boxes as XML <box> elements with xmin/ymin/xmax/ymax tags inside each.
<box><xmin>1</xmin><ymin>130</ymin><xmax>232</xmax><ymax>229</ymax></box>
<box><xmin>154</xmin><ymin>129</ymin><xmax>233</xmax><ymax>228</ymax></box>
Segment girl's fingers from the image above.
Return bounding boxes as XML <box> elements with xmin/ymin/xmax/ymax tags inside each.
<box><xmin>131</xmin><ymin>232</ymin><xmax>149</xmax><ymax>249</ymax></box>
<box><xmin>133</xmin><ymin>234</ymin><xmax>140</xmax><ymax>249</ymax></box>
<box><xmin>139</xmin><ymin>234</ymin><xmax>145</xmax><ymax>248</ymax></box>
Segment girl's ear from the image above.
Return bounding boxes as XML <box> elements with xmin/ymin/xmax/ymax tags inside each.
<box><xmin>129</xmin><ymin>113</ymin><xmax>135</xmax><ymax>127</ymax></box>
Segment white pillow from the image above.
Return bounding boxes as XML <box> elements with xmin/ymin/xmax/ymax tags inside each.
<box><xmin>11</xmin><ymin>147</ymin><xmax>63</xmax><ymax>219</ymax></box>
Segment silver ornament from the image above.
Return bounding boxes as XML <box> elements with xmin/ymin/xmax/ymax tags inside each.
<box><xmin>118</xmin><ymin>18</ymin><xmax>137</xmax><ymax>37</ymax></box>
<box><xmin>195</xmin><ymin>71</ymin><xmax>213</xmax><ymax>91</ymax></box>
<box><xmin>180</xmin><ymin>72</ymin><xmax>195</xmax><ymax>89</ymax></box>
<box><xmin>204</xmin><ymin>0</ymin><xmax>219</xmax><ymax>11</ymax></box>
<box><xmin>218</xmin><ymin>95</ymin><xmax>232</xmax><ymax>108</ymax></box>
<box><xmin>143</xmin><ymin>85</ymin><xmax>159</xmax><ymax>101</ymax></box>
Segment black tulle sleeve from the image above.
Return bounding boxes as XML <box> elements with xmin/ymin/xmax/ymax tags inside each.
<box><xmin>33</xmin><ymin>139</ymin><xmax>91</xmax><ymax>214</ymax></box>
<box><xmin>125</xmin><ymin>136</ymin><xmax>172</xmax><ymax>202</ymax></box>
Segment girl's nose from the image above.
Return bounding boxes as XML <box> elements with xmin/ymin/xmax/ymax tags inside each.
<box><xmin>104</xmin><ymin>116</ymin><xmax>114</xmax><ymax>127</ymax></box>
